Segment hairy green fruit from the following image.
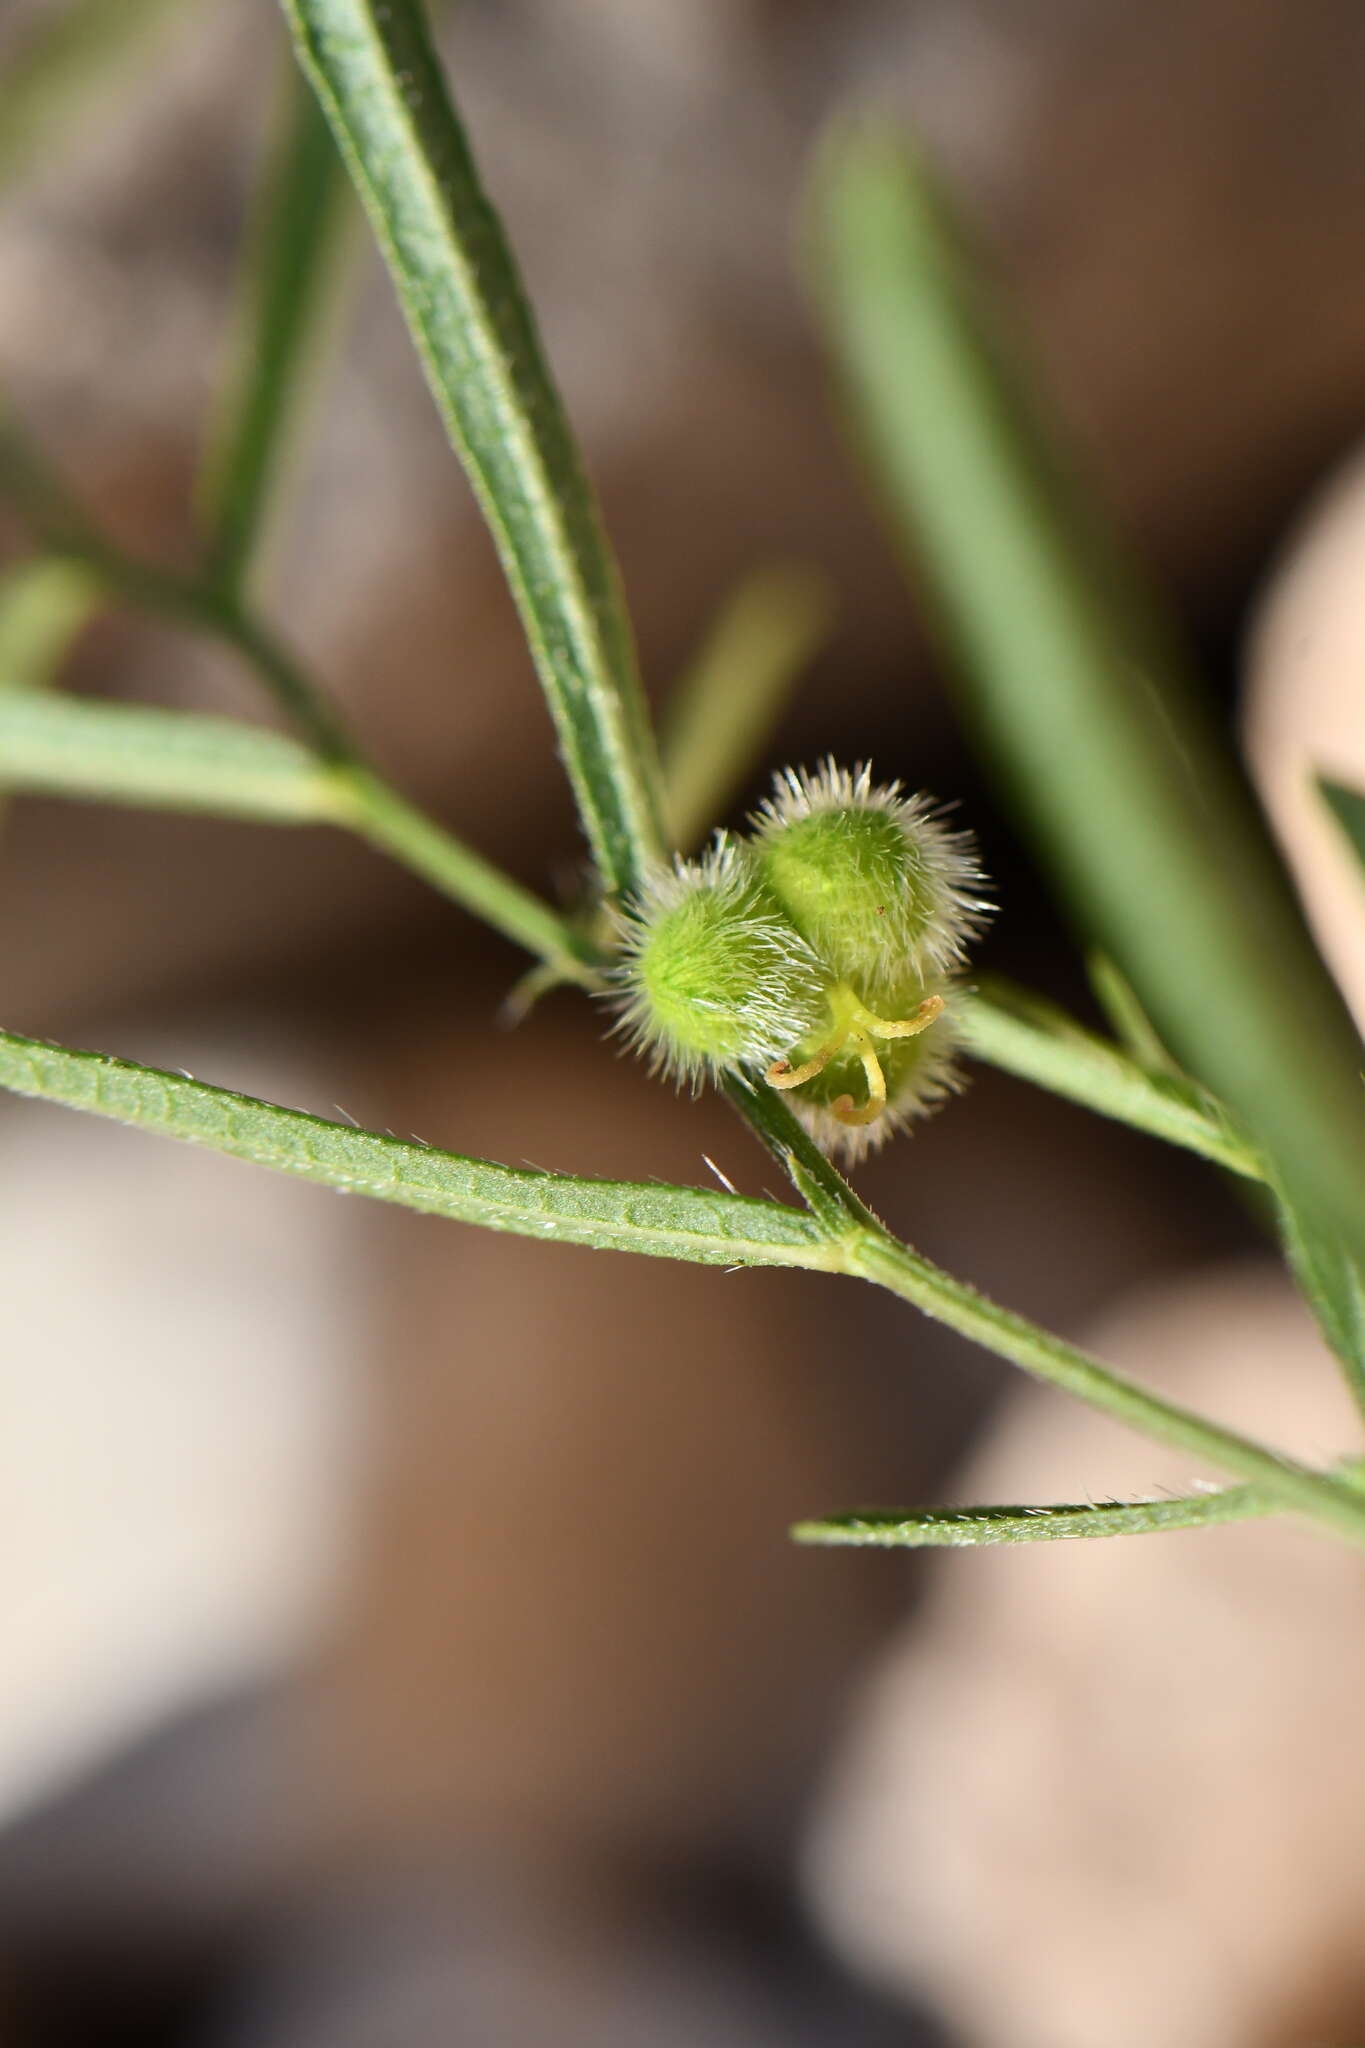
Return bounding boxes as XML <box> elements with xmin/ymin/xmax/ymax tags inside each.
<box><xmin>614</xmin><ymin>839</ymin><xmax>828</xmax><ymax>1086</ymax></box>
<box><xmin>752</xmin><ymin>760</ymin><xmax>986</xmax><ymax>1005</ymax></box>
<box><xmin>615</xmin><ymin>763</ymin><xmax>989</xmax><ymax>1158</ymax></box>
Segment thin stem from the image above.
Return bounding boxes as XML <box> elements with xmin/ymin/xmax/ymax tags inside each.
<box><xmin>334</xmin><ymin>766</ymin><xmax>598</xmax><ymax>984</ymax></box>
<box><xmin>847</xmin><ymin>1229</ymin><xmax>1365</xmax><ymax>1546</ymax></box>
<box><xmin>0</xmin><ymin>416</ymin><xmax>595</xmax><ymax>978</ymax></box>
<box><xmin>726</xmin><ymin>1064</ymin><xmax>1365</xmax><ymax>1546</ymax></box>
<box><xmin>723</xmin><ymin>1069</ymin><xmax>882</xmax><ymax>1239</ymax></box>
<box><xmin>0</xmin><ymin>403</ymin><xmax>350</xmax><ymax>757</ymax></box>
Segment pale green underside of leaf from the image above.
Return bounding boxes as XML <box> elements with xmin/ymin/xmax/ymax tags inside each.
<box><xmin>793</xmin><ymin>1486</ymin><xmax>1273</xmax><ymax>1547</ymax></box>
<box><xmin>0</xmin><ymin>689</ymin><xmax>340</xmax><ymax>820</ymax></box>
<box><xmin>0</xmin><ymin>1028</ymin><xmax>837</xmax><ymax>1270</ymax></box>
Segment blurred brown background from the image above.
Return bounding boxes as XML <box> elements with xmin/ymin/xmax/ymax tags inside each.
<box><xmin>2</xmin><ymin>2</ymin><xmax>1364</xmax><ymax>2044</ymax></box>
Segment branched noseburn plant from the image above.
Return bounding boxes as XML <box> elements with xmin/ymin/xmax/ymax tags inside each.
<box><xmin>2</xmin><ymin>0</ymin><xmax>1365</xmax><ymax>1552</ymax></box>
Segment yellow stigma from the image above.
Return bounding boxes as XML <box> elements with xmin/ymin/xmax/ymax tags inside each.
<box><xmin>765</xmin><ymin>983</ymin><xmax>944</xmax><ymax>1126</ymax></box>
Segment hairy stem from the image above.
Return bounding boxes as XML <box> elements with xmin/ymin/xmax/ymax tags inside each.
<box><xmin>847</xmin><ymin>1229</ymin><xmax>1365</xmax><ymax>1546</ymax></box>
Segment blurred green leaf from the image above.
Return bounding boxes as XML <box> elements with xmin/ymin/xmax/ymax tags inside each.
<box><xmin>660</xmin><ymin>566</ymin><xmax>833</xmax><ymax>849</ymax></box>
<box><xmin>0</xmin><ymin>687</ymin><xmax>339</xmax><ymax>820</ymax></box>
<box><xmin>0</xmin><ymin>0</ymin><xmax>193</xmax><ymax>190</ymax></box>
<box><xmin>197</xmin><ymin>51</ymin><xmax>351</xmax><ymax>598</ymax></box>
<box><xmin>809</xmin><ymin>124</ymin><xmax>1365</xmax><ymax>1276</ymax></box>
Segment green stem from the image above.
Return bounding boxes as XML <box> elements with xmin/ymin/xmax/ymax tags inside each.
<box><xmin>0</xmin><ymin>406</ymin><xmax>354</xmax><ymax>759</ymax></box>
<box><xmin>333</xmin><ymin>765</ymin><xmax>598</xmax><ymax>983</ymax></box>
<box><xmin>728</xmin><ymin>1064</ymin><xmax>1365</xmax><ymax>1546</ymax></box>
<box><xmin>0</xmin><ymin>417</ymin><xmax>595</xmax><ymax>979</ymax></box>
<box><xmin>847</xmin><ymin>1229</ymin><xmax>1365</xmax><ymax>1546</ymax></box>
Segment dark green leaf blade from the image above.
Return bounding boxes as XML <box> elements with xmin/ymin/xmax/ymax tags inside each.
<box><xmin>279</xmin><ymin>0</ymin><xmax>666</xmax><ymax>897</ymax></box>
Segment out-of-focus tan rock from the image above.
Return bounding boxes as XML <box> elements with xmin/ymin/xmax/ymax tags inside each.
<box><xmin>804</xmin><ymin>1262</ymin><xmax>1365</xmax><ymax>2048</ymax></box>
<box><xmin>1245</xmin><ymin>444</ymin><xmax>1365</xmax><ymax>1030</ymax></box>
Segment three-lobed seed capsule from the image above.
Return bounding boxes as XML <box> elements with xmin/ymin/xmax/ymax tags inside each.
<box><xmin>614</xmin><ymin>761</ymin><xmax>989</xmax><ymax>1160</ymax></box>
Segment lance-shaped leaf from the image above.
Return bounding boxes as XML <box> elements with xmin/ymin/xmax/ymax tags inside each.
<box><xmin>280</xmin><ymin>0</ymin><xmax>666</xmax><ymax>897</ymax></box>
<box><xmin>809</xmin><ymin>126</ymin><xmax>1365</xmax><ymax>1278</ymax></box>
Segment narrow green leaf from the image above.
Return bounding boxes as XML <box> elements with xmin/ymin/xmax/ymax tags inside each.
<box><xmin>660</xmin><ymin>566</ymin><xmax>832</xmax><ymax>850</ymax></box>
<box><xmin>280</xmin><ymin>0</ymin><xmax>667</xmax><ymax>897</ymax></box>
<box><xmin>0</xmin><ymin>0</ymin><xmax>192</xmax><ymax>190</ymax></box>
<box><xmin>0</xmin><ymin>688</ymin><xmax>341</xmax><ymax>821</ymax></box>
<box><xmin>0</xmin><ymin>557</ymin><xmax>102</xmax><ymax>842</ymax></box>
<box><xmin>1320</xmin><ymin>775</ymin><xmax>1365</xmax><ymax>883</ymax></box>
<box><xmin>810</xmin><ymin>126</ymin><xmax>1365</xmax><ymax>1280</ymax></box>
<box><xmin>794</xmin><ymin>1486</ymin><xmax>1274</xmax><ymax>1547</ymax></box>
<box><xmin>959</xmin><ymin>977</ymin><xmax>1262</xmax><ymax>1180</ymax></box>
<box><xmin>0</xmin><ymin>687</ymin><xmax>597</xmax><ymax>978</ymax></box>
<box><xmin>1086</xmin><ymin>951</ymin><xmax>1178</xmax><ymax>1074</ymax></box>
<box><xmin>197</xmin><ymin>50</ymin><xmax>351</xmax><ymax>598</ymax></box>
<box><xmin>850</xmin><ymin>1231</ymin><xmax>1365</xmax><ymax>1546</ymax></box>
<box><xmin>0</xmin><ymin>1027</ymin><xmax>838</xmax><ymax>1270</ymax></box>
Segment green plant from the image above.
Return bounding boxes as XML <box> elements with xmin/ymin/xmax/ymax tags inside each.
<box><xmin>2</xmin><ymin>0</ymin><xmax>1364</xmax><ymax>1551</ymax></box>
